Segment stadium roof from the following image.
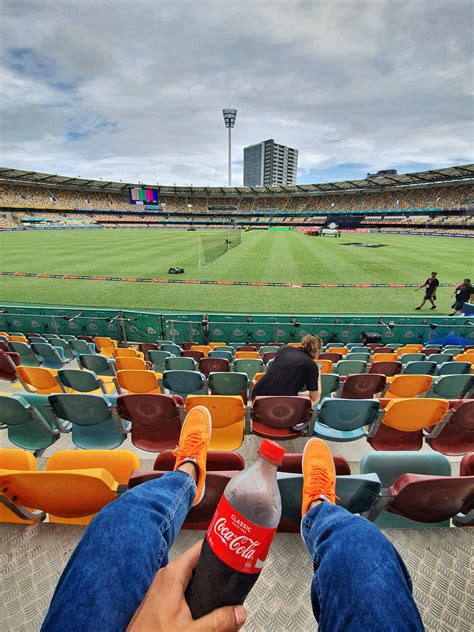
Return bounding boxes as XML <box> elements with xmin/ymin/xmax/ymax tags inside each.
<box><xmin>0</xmin><ymin>164</ymin><xmax>472</xmax><ymax>196</ymax></box>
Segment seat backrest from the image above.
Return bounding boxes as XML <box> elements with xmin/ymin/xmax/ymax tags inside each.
<box><xmin>49</xmin><ymin>393</ymin><xmax>113</xmax><ymax>426</ymax></box>
<box><xmin>259</xmin><ymin>346</ymin><xmax>279</xmax><ymax>356</ymax></box>
<box><xmin>262</xmin><ymin>352</ymin><xmax>277</xmax><ymax>365</ymax></box>
<box><xmin>360</xmin><ymin>450</ymin><xmax>451</xmax><ymax>487</ymax></box>
<box><xmin>0</xmin><ymin>395</ymin><xmax>58</xmax><ymax>451</ymax></box>
<box><xmin>385</xmin><ymin>374</ymin><xmax>432</xmax><ymax>398</ymax></box>
<box><xmin>208</xmin><ymin>350</ymin><xmax>233</xmax><ymax>362</ymax></box>
<box><xmin>400</xmin><ymin>353</ymin><xmax>425</xmax><ymax>364</ymax></box>
<box><xmin>346</xmin><ymin>352</ymin><xmax>371</xmax><ymax>361</ymax></box>
<box><xmin>372</xmin><ymin>346</ymin><xmax>394</xmax><ymax>354</ymax></box>
<box><xmin>319</xmin><ymin>352</ymin><xmax>342</xmax><ymax>363</ymax></box>
<box><xmin>372</xmin><ymin>353</ymin><xmax>398</xmax><ymax>363</ymax></box>
<box><xmin>233</xmin><ymin>359</ymin><xmax>264</xmax><ymax>380</ymax></box>
<box><xmin>318</xmin><ymin>398</ymin><xmax>380</xmax><ymax>430</ymax></box>
<box><xmin>402</xmin><ymin>361</ymin><xmax>437</xmax><ymax>375</ymax></box>
<box><xmin>369</xmin><ymin>361</ymin><xmax>402</xmax><ymax>376</ymax></box>
<box><xmin>161</xmin><ymin>370</ymin><xmax>206</xmax><ymax>397</ymax></box>
<box><xmin>189</xmin><ymin>345</ymin><xmax>210</xmax><ymax>356</ymax></box>
<box><xmin>95</xmin><ymin>337</ymin><xmax>117</xmax><ymax>352</ymax></box>
<box><xmin>159</xmin><ymin>343</ymin><xmax>181</xmax><ymax>355</ymax></box>
<box><xmin>429</xmin><ymin>374</ymin><xmax>474</xmax><ymax>399</ymax></box>
<box><xmin>340</xmin><ymin>373</ymin><xmax>386</xmax><ymax>399</ymax></box>
<box><xmin>181</xmin><ymin>349</ymin><xmax>205</xmax><ymax>362</ymax></box>
<box><xmin>148</xmin><ymin>350</ymin><xmax>174</xmax><ymax>370</ymax></box>
<box><xmin>279</xmin><ymin>453</ymin><xmax>351</xmax><ymax>475</ymax></box>
<box><xmin>235</xmin><ymin>351</ymin><xmax>260</xmax><ymax>359</ymax></box>
<box><xmin>154</xmin><ymin>449</ymin><xmax>245</xmax><ymax>471</ymax></box>
<box><xmin>437</xmin><ymin>361</ymin><xmax>471</xmax><ymax>375</ymax></box>
<box><xmin>208</xmin><ymin>371</ymin><xmax>248</xmax><ymax>396</ymax></box>
<box><xmin>56</xmin><ymin>369</ymin><xmax>101</xmax><ymax>393</ymax></box>
<box><xmin>320</xmin><ymin>373</ymin><xmax>340</xmax><ymax>397</ymax></box>
<box><xmin>186</xmin><ymin>395</ymin><xmax>245</xmax><ymax>429</ymax></box>
<box><xmin>69</xmin><ymin>339</ymin><xmax>94</xmax><ymax>354</ymax></box>
<box><xmin>334</xmin><ymin>360</ymin><xmax>367</xmax><ymax>376</ymax></box>
<box><xmin>8</xmin><ymin>341</ymin><xmax>41</xmax><ymax>366</ymax></box>
<box><xmin>199</xmin><ymin>357</ymin><xmax>230</xmax><ymax>376</ymax></box>
<box><xmin>0</xmin><ymin>351</ymin><xmax>20</xmax><ymax>380</ymax></box>
<box><xmin>115</xmin><ymin>357</ymin><xmax>147</xmax><ymax>371</ymax></box>
<box><xmin>449</xmin><ymin>400</ymin><xmax>474</xmax><ymax>431</ymax></box>
<box><xmin>316</xmin><ymin>359</ymin><xmax>333</xmax><ymax>374</ymax></box>
<box><xmin>165</xmin><ymin>356</ymin><xmax>197</xmax><ymax>371</ymax></box>
<box><xmin>252</xmin><ymin>396</ymin><xmax>312</xmax><ymax>428</ymax></box>
<box><xmin>208</xmin><ymin>342</ymin><xmax>226</xmax><ymax>350</ymax></box>
<box><xmin>327</xmin><ymin>346</ymin><xmax>348</xmax><ymax>355</ymax></box>
<box><xmin>116</xmin><ymin>369</ymin><xmax>160</xmax><ymax>393</ymax></box>
<box><xmin>78</xmin><ymin>353</ymin><xmax>115</xmax><ymax>376</ymax></box>
<box><xmin>383</xmin><ymin>398</ymin><xmax>449</xmax><ymax>431</ymax></box>
<box><xmin>236</xmin><ymin>345</ymin><xmax>257</xmax><ymax>352</ymax></box>
<box><xmin>429</xmin><ymin>353</ymin><xmax>453</xmax><ymax>365</ymax></box>
<box><xmin>46</xmin><ymin>449</ymin><xmax>140</xmax><ymax>484</ymax></box>
<box><xmin>138</xmin><ymin>343</ymin><xmax>159</xmax><ymax>356</ymax></box>
<box><xmin>460</xmin><ymin>452</ymin><xmax>474</xmax><ymax>476</ymax></box>
<box><xmin>454</xmin><ymin>354</ymin><xmax>474</xmax><ymax>364</ymax></box>
<box><xmin>0</xmin><ymin>448</ymin><xmax>38</xmax><ymax>524</ymax></box>
<box><xmin>30</xmin><ymin>342</ymin><xmax>65</xmax><ymax>368</ymax></box>
<box><xmin>113</xmin><ymin>348</ymin><xmax>139</xmax><ymax>358</ymax></box>
<box><xmin>17</xmin><ymin>366</ymin><xmax>62</xmax><ymax>393</ymax></box>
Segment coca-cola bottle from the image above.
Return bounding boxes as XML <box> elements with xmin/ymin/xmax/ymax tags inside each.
<box><xmin>185</xmin><ymin>439</ymin><xmax>285</xmax><ymax>619</ymax></box>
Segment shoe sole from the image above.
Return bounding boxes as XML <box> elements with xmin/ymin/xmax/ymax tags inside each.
<box><xmin>181</xmin><ymin>405</ymin><xmax>212</xmax><ymax>506</ymax></box>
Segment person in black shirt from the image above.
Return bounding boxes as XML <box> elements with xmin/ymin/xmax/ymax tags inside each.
<box><xmin>415</xmin><ymin>271</ymin><xmax>439</xmax><ymax>310</ymax></box>
<box><xmin>252</xmin><ymin>334</ymin><xmax>322</xmax><ymax>405</ymax></box>
<box><xmin>450</xmin><ymin>278</ymin><xmax>474</xmax><ymax>315</ymax></box>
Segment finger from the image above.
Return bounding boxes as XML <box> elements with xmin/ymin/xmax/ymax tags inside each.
<box><xmin>169</xmin><ymin>540</ymin><xmax>203</xmax><ymax>587</ymax></box>
<box><xmin>191</xmin><ymin>605</ymin><xmax>247</xmax><ymax>632</ymax></box>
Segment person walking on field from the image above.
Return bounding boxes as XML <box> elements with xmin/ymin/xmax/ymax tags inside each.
<box><xmin>415</xmin><ymin>272</ymin><xmax>439</xmax><ymax>310</ymax></box>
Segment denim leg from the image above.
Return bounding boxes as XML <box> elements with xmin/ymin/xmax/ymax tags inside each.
<box><xmin>42</xmin><ymin>471</ymin><xmax>195</xmax><ymax>632</ymax></box>
<box><xmin>301</xmin><ymin>503</ymin><xmax>424</xmax><ymax>632</ymax></box>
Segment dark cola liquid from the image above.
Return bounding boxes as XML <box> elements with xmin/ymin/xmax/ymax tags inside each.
<box><xmin>185</xmin><ymin>537</ymin><xmax>259</xmax><ymax>619</ymax></box>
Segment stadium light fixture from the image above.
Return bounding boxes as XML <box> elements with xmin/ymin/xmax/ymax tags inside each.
<box><xmin>223</xmin><ymin>109</ymin><xmax>237</xmax><ymax>186</ymax></box>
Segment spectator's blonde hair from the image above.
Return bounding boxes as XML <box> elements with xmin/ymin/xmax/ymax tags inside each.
<box><xmin>301</xmin><ymin>334</ymin><xmax>323</xmax><ymax>358</ymax></box>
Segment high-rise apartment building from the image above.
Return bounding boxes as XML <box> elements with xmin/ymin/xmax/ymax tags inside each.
<box><xmin>243</xmin><ymin>139</ymin><xmax>298</xmax><ymax>186</ymax></box>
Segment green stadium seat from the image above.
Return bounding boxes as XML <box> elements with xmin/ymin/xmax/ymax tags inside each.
<box><xmin>161</xmin><ymin>370</ymin><xmax>206</xmax><ymax>399</ymax></box>
<box><xmin>56</xmin><ymin>369</ymin><xmax>111</xmax><ymax>395</ymax></box>
<box><xmin>208</xmin><ymin>350</ymin><xmax>233</xmax><ymax>362</ymax></box>
<box><xmin>425</xmin><ymin>374</ymin><xmax>474</xmax><ymax>399</ymax></box>
<box><xmin>30</xmin><ymin>342</ymin><xmax>67</xmax><ymax>369</ymax></box>
<box><xmin>233</xmin><ymin>358</ymin><xmax>264</xmax><ymax>380</ymax></box>
<box><xmin>313</xmin><ymin>398</ymin><xmax>380</xmax><ymax>441</ymax></box>
<box><xmin>346</xmin><ymin>352</ymin><xmax>371</xmax><ymax>361</ymax></box>
<box><xmin>7</xmin><ymin>342</ymin><xmax>41</xmax><ymax>367</ymax></box>
<box><xmin>0</xmin><ymin>395</ymin><xmax>59</xmax><ymax>453</ymax></box>
<box><xmin>334</xmin><ymin>360</ymin><xmax>367</xmax><ymax>376</ymax></box>
<box><xmin>164</xmin><ymin>357</ymin><xmax>197</xmax><ymax>371</ymax></box>
<box><xmin>428</xmin><ymin>353</ymin><xmax>454</xmax><ymax>365</ymax></box>
<box><xmin>399</xmin><ymin>353</ymin><xmax>425</xmax><ymax>364</ymax></box>
<box><xmin>148</xmin><ymin>350</ymin><xmax>174</xmax><ymax>373</ymax></box>
<box><xmin>437</xmin><ymin>361</ymin><xmax>471</xmax><ymax>375</ymax></box>
<box><xmin>77</xmin><ymin>354</ymin><xmax>116</xmax><ymax>376</ymax></box>
<box><xmin>208</xmin><ymin>371</ymin><xmax>248</xmax><ymax>402</ymax></box>
<box><xmin>319</xmin><ymin>373</ymin><xmax>340</xmax><ymax>398</ymax></box>
<box><xmin>69</xmin><ymin>339</ymin><xmax>96</xmax><ymax>355</ymax></box>
<box><xmin>401</xmin><ymin>361</ymin><xmax>437</xmax><ymax>375</ymax></box>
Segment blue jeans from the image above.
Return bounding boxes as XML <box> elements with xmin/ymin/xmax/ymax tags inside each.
<box><xmin>42</xmin><ymin>473</ymin><xmax>424</xmax><ymax>632</ymax></box>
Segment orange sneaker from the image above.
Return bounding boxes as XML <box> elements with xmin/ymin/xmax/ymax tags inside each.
<box><xmin>173</xmin><ymin>405</ymin><xmax>211</xmax><ymax>506</ymax></box>
<box><xmin>301</xmin><ymin>438</ymin><xmax>337</xmax><ymax>515</ymax></box>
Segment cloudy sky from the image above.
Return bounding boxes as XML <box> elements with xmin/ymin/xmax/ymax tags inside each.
<box><xmin>1</xmin><ymin>0</ymin><xmax>473</xmax><ymax>186</ymax></box>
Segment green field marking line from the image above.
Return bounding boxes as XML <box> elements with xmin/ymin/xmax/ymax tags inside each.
<box><xmin>0</xmin><ymin>271</ymin><xmax>458</xmax><ymax>289</ymax></box>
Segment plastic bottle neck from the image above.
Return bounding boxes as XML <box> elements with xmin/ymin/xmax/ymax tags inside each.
<box><xmin>257</xmin><ymin>454</ymin><xmax>279</xmax><ymax>473</ymax></box>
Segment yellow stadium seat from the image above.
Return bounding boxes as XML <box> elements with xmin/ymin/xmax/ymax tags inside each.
<box><xmin>190</xmin><ymin>345</ymin><xmax>211</xmax><ymax>357</ymax></box>
<box><xmin>115</xmin><ymin>357</ymin><xmax>148</xmax><ymax>371</ymax></box>
<box><xmin>113</xmin><ymin>348</ymin><xmax>144</xmax><ymax>360</ymax></box>
<box><xmin>327</xmin><ymin>347</ymin><xmax>348</xmax><ymax>355</ymax></box>
<box><xmin>382</xmin><ymin>398</ymin><xmax>449</xmax><ymax>431</ymax></box>
<box><xmin>316</xmin><ymin>359</ymin><xmax>333</xmax><ymax>374</ymax></box>
<box><xmin>9</xmin><ymin>335</ymin><xmax>27</xmax><ymax>343</ymax></box>
<box><xmin>252</xmin><ymin>372</ymin><xmax>265</xmax><ymax>383</ymax></box>
<box><xmin>287</xmin><ymin>343</ymin><xmax>302</xmax><ymax>348</ymax></box>
<box><xmin>235</xmin><ymin>351</ymin><xmax>260</xmax><ymax>359</ymax></box>
<box><xmin>95</xmin><ymin>337</ymin><xmax>118</xmax><ymax>357</ymax></box>
<box><xmin>384</xmin><ymin>374</ymin><xmax>433</xmax><ymax>398</ymax></box>
<box><xmin>372</xmin><ymin>353</ymin><xmax>398</xmax><ymax>363</ymax></box>
<box><xmin>209</xmin><ymin>343</ymin><xmax>226</xmax><ymax>350</ymax></box>
<box><xmin>0</xmin><ymin>449</ymin><xmax>38</xmax><ymax>524</ymax></box>
<box><xmin>453</xmin><ymin>354</ymin><xmax>474</xmax><ymax>364</ymax></box>
<box><xmin>396</xmin><ymin>345</ymin><xmax>422</xmax><ymax>357</ymax></box>
<box><xmin>185</xmin><ymin>395</ymin><xmax>245</xmax><ymax>451</ymax></box>
<box><xmin>17</xmin><ymin>366</ymin><xmax>62</xmax><ymax>394</ymax></box>
<box><xmin>116</xmin><ymin>369</ymin><xmax>162</xmax><ymax>394</ymax></box>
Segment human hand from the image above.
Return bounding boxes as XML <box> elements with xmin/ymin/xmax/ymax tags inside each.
<box><xmin>127</xmin><ymin>541</ymin><xmax>247</xmax><ymax>632</ymax></box>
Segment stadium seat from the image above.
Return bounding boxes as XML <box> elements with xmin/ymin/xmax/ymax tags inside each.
<box><xmin>0</xmin><ymin>395</ymin><xmax>60</xmax><ymax>453</ymax></box>
<box><xmin>115</xmin><ymin>370</ymin><xmax>162</xmax><ymax>394</ymax></box>
<box><xmin>7</xmin><ymin>342</ymin><xmax>41</xmax><ymax>367</ymax></box>
<box><xmin>153</xmin><ymin>449</ymin><xmax>245</xmax><ymax>472</ymax></box>
<box><xmin>208</xmin><ymin>371</ymin><xmax>249</xmax><ymax>402</ymax></box>
<box><xmin>78</xmin><ymin>353</ymin><xmax>116</xmax><ymax>376</ymax></box>
<box><xmin>161</xmin><ymin>370</ymin><xmax>206</xmax><ymax>399</ymax></box>
<box><xmin>44</xmin><ymin>449</ymin><xmax>140</xmax><ymax>524</ymax></box>
<box><xmin>319</xmin><ymin>352</ymin><xmax>343</xmax><ymax>363</ymax></box>
<box><xmin>182</xmin><ymin>349</ymin><xmax>205</xmax><ymax>362</ymax></box>
<box><xmin>44</xmin><ymin>335</ymin><xmax>60</xmax><ymax>341</ymax></box>
<box><xmin>384</xmin><ymin>374</ymin><xmax>432</xmax><ymax>398</ymax></box>
<box><xmin>401</xmin><ymin>360</ymin><xmax>437</xmax><ymax>375</ymax></box>
<box><xmin>69</xmin><ymin>339</ymin><xmax>96</xmax><ymax>355</ymax></box>
<box><xmin>320</xmin><ymin>373</ymin><xmax>340</xmax><ymax>398</ymax></box>
<box><xmin>372</xmin><ymin>353</ymin><xmax>398</xmax><ymax>363</ymax></box>
<box><xmin>422</xmin><ymin>348</ymin><xmax>442</xmax><ymax>356</ymax></box>
<box><xmin>399</xmin><ymin>353</ymin><xmax>425</xmax><ymax>364</ymax></box>
<box><xmin>115</xmin><ymin>357</ymin><xmax>149</xmax><ymax>371</ymax></box>
<box><xmin>30</xmin><ymin>342</ymin><xmax>67</xmax><ymax>369</ymax></box>
<box><xmin>185</xmin><ymin>395</ymin><xmax>245</xmax><ymax>451</ymax></box>
<box><xmin>437</xmin><ymin>361</ymin><xmax>471</xmax><ymax>375</ymax></box>
<box><xmin>208</xmin><ymin>350</ymin><xmax>233</xmax><ymax>362</ymax></box>
<box><xmin>208</xmin><ymin>343</ymin><xmax>226</xmax><ymax>350</ymax></box>
<box><xmin>233</xmin><ymin>358</ymin><xmax>264</xmax><ymax>380</ymax></box>
<box><xmin>165</xmin><ymin>356</ymin><xmax>197</xmax><ymax>371</ymax></box>
<box><xmin>235</xmin><ymin>351</ymin><xmax>260</xmax><ymax>359</ymax></box>
<box><xmin>454</xmin><ymin>354</ymin><xmax>474</xmax><ymax>365</ymax></box>
<box><xmin>116</xmin><ymin>393</ymin><xmax>182</xmax><ymax>452</ymax></box>
<box><xmin>313</xmin><ymin>398</ymin><xmax>380</xmax><ymax>442</ymax></box>
<box><xmin>251</xmin><ymin>396</ymin><xmax>312</xmax><ymax>440</ymax></box>
<box><xmin>9</xmin><ymin>335</ymin><xmax>28</xmax><ymax>343</ymax></box>
<box><xmin>253</xmin><ymin>372</ymin><xmax>265</xmax><ymax>383</ymax></box>
<box><xmin>49</xmin><ymin>394</ymin><xmax>128</xmax><ymax>450</ymax></box>
<box><xmin>398</xmin><ymin>344</ymin><xmax>423</xmax><ymax>353</ymax></box>
<box><xmin>279</xmin><ymin>453</ymin><xmax>351</xmax><ymax>475</ymax></box>
<box><xmin>138</xmin><ymin>343</ymin><xmax>159</xmax><ymax>356</ymax></box>
<box><xmin>426</xmin><ymin>400</ymin><xmax>474</xmax><ymax>455</ymax></box>
<box><xmin>56</xmin><ymin>368</ymin><xmax>114</xmax><ymax>395</ymax></box>
<box><xmin>327</xmin><ymin>346</ymin><xmax>348</xmax><ymax>355</ymax></box>
<box><xmin>277</xmin><ymin>473</ymin><xmax>381</xmax><ymax>531</ymax></box>
<box><xmin>148</xmin><ymin>350</ymin><xmax>174</xmax><ymax>372</ymax></box>
<box><xmin>0</xmin><ymin>341</ymin><xmax>9</xmax><ymax>352</ymax></box>
<box><xmin>368</xmin><ymin>398</ymin><xmax>449</xmax><ymax>451</ymax></box>
<box><xmin>0</xmin><ymin>351</ymin><xmax>20</xmax><ymax>382</ymax></box>
<box><xmin>372</xmin><ymin>346</ymin><xmax>394</xmax><ymax>354</ymax></box>
<box><xmin>460</xmin><ymin>452</ymin><xmax>474</xmax><ymax>476</ymax></box>
<box><xmin>0</xmin><ymin>448</ymin><xmax>38</xmax><ymax>523</ymax></box>
<box><xmin>261</xmin><ymin>352</ymin><xmax>276</xmax><ymax>365</ymax></box>
<box><xmin>60</xmin><ymin>335</ymin><xmax>77</xmax><ymax>342</ymax></box>
<box><xmin>443</xmin><ymin>346</ymin><xmax>464</xmax><ymax>355</ymax></box>
<box><xmin>369</xmin><ymin>361</ymin><xmax>402</xmax><ymax>377</ymax></box>
<box><xmin>259</xmin><ymin>346</ymin><xmax>279</xmax><ymax>356</ymax></box>
<box><xmin>316</xmin><ymin>359</ymin><xmax>333</xmax><ymax>374</ymax></box>
<box><xmin>425</xmin><ymin>374</ymin><xmax>474</xmax><ymax>399</ymax></box>
<box><xmin>236</xmin><ymin>345</ymin><xmax>257</xmax><ymax>352</ymax></box>
<box><xmin>94</xmin><ymin>337</ymin><xmax>118</xmax><ymax>357</ymax></box>
<box><xmin>16</xmin><ymin>366</ymin><xmax>62</xmax><ymax>395</ymax></box>
<box><xmin>50</xmin><ymin>338</ymin><xmax>75</xmax><ymax>362</ymax></box>
<box><xmin>360</xmin><ymin>451</ymin><xmax>452</xmax><ymax>528</ymax></box>
<box><xmin>339</xmin><ymin>373</ymin><xmax>386</xmax><ymax>399</ymax></box>
<box><xmin>334</xmin><ymin>360</ymin><xmax>367</xmax><ymax>376</ymax></box>
<box><xmin>190</xmin><ymin>345</ymin><xmax>210</xmax><ymax>357</ymax></box>
<box><xmin>428</xmin><ymin>353</ymin><xmax>454</xmax><ymax>366</ymax></box>
<box><xmin>346</xmin><ymin>352</ymin><xmax>371</xmax><ymax>361</ymax></box>
<box><xmin>199</xmin><ymin>357</ymin><xmax>230</xmax><ymax>377</ymax></box>
<box><xmin>180</xmin><ymin>342</ymin><xmax>195</xmax><ymax>351</ymax></box>
<box><xmin>113</xmin><ymin>348</ymin><xmax>144</xmax><ymax>360</ymax></box>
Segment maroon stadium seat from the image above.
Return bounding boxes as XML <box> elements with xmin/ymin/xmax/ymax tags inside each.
<box><xmin>279</xmin><ymin>453</ymin><xmax>351</xmax><ymax>476</ymax></box>
<box><xmin>0</xmin><ymin>351</ymin><xmax>20</xmax><ymax>382</ymax></box>
<box><xmin>369</xmin><ymin>361</ymin><xmax>402</xmax><ymax>377</ymax></box>
<box><xmin>153</xmin><ymin>449</ymin><xmax>245</xmax><ymax>472</ymax></box>
<box><xmin>198</xmin><ymin>357</ymin><xmax>230</xmax><ymax>377</ymax></box>
<box><xmin>138</xmin><ymin>343</ymin><xmax>159</xmax><ymax>357</ymax></box>
<box><xmin>251</xmin><ymin>396</ymin><xmax>312</xmax><ymax>439</ymax></box>
<box><xmin>372</xmin><ymin>346</ymin><xmax>394</xmax><ymax>354</ymax></box>
<box><xmin>182</xmin><ymin>350</ymin><xmax>205</xmax><ymax>362</ymax></box>
<box><xmin>339</xmin><ymin>373</ymin><xmax>386</xmax><ymax>399</ymax></box>
<box><xmin>237</xmin><ymin>345</ymin><xmax>257</xmax><ymax>352</ymax></box>
<box><xmin>426</xmin><ymin>400</ymin><xmax>474</xmax><ymax>456</ymax></box>
<box><xmin>116</xmin><ymin>393</ymin><xmax>182</xmax><ymax>452</ymax></box>
<box><xmin>319</xmin><ymin>352</ymin><xmax>343</xmax><ymax>363</ymax></box>
<box><xmin>262</xmin><ymin>352</ymin><xmax>277</xmax><ymax>365</ymax></box>
<box><xmin>460</xmin><ymin>452</ymin><xmax>474</xmax><ymax>476</ymax></box>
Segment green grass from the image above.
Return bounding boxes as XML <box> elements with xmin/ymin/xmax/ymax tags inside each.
<box><xmin>0</xmin><ymin>229</ymin><xmax>470</xmax><ymax>313</ymax></box>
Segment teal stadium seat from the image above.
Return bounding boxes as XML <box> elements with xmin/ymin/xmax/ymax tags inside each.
<box><xmin>313</xmin><ymin>398</ymin><xmax>380</xmax><ymax>442</ymax></box>
<box><xmin>78</xmin><ymin>354</ymin><xmax>116</xmax><ymax>376</ymax></box>
<box><xmin>208</xmin><ymin>372</ymin><xmax>249</xmax><ymax>401</ymax></box>
<box><xmin>334</xmin><ymin>360</ymin><xmax>367</xmax><ymax>376</ymax></box>
<box><xmin>233</xmin><ymin>358</ymin><xmax>264</xmax><ymax>380</ymax></box>
<box><xmin>164</xmin><ymin>357</ymin><xmax>197</xmax><ymax>371</ymax></box>
<box><xmin>7</xmin><ymin>342</ymin><xmax>41</xmax><ymax>367</ymax></box>
<box><xmin>425</xmin><ymin>374</ymin><xmax>474</xmax><ymax>399</ymax></box>
<box><xmin>437</xmin><ymin>361</ymin><xmax>471</xmax><ymax>375</ymax></box>
<box><xmin>30</xmin><ymin>342</ymin><xmax>67</xmax><ymax>369</ymax></box>
<box><xmin>402</xmin><ymin>361</ymin><xmax>437</xmax><ymax>375</ymax></box>
<box><xmin>0</xmin><ymin>395</ymin><xmax>59</xmax><ymax>453</ymax></box>
<box><xmin>148</xmin><ymin>350</ymin><xmax>174</xmax><ymax>373</ymax></box>
<box><xmin>161</xmin><ymin>370</ymin><xmax>206</xmax><ymax>399</ymax></box>
<box><xmin>320</xmin><ymin>373</ymin><xmax>340</xmax><ymax>398</ymax></box>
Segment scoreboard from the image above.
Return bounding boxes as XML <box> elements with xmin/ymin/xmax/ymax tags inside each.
<box><xmin>129</xmin><ymin>187</ymin><xmax>159</xmax><ymax>205</ymax></box>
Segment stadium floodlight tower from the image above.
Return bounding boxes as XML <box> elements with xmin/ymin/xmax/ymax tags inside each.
<box><xmin>222</xmin><ymin>109</ymin><xmax>237</xmax><ymax>186</ymax></box>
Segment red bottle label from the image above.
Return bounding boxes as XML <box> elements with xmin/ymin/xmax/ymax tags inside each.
<box><xmin>206</xmin><ymin>495</ymin><xmax>277</xmax><ymax>574</ymax></box>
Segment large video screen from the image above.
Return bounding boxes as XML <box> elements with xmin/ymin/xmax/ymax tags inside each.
<box><xmin>129</xmin><ymin>187</ymin><xmax>159</xmax><ymax>205</ymax></box>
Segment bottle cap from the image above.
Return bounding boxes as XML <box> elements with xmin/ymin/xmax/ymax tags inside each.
<box><xmin>258</xmin><ymin>439</ymin><xmax>286</xmax><ymax>465</ymax></box>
